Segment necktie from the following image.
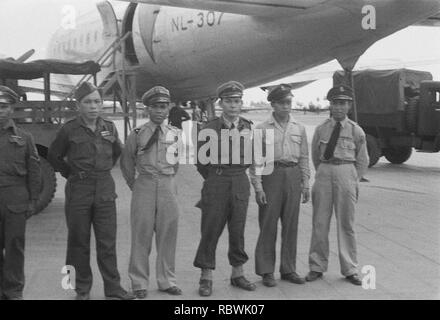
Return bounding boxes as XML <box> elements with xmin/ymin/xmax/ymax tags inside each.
<box><xmin>141</xmin><ymin>126</ymin><xmax>160</xmax><ymax>152</ymax></box>
<box><xmin>323</xmin><ymin>121</ymin><xmax>342</xmax><ymax>160</ymax></box>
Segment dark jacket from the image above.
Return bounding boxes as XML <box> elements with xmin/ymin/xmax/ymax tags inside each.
<box><xmin>196</xmin><ymin>116</ymin><xmax>253</xmax><ymax>179</ymax></box>
<box><xmin>0</xmin><ymin>119</ymin><xmax>41</xmax><ymax>200</ymax></box>
<box><xmin>48</xmin><ymin>116</ymin><xmax>122</xmax><ymax>178</ymax></box>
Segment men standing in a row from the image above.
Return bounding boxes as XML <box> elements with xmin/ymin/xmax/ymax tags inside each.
<box><xmin>250</xmin><ymin>84</ymin><xmax>310</xmax><ymax>287</ymax></box>
<box><xmin>121</xmin><ymin>86</ymin><xmax>182</xmax><ymax>299</ymax></box>
<box><xmin>0</xmin><ymin>86</ymin><xmax>41</xmax><ymax>300</ymax></box>
<box><xmin>194</xmin><ymin>81</ymin><xmax>255</xmax><ymax>297</ymax></box>
<box><xmin>48</xmin><ymin>82</ymin><xmax>134</xmax><ymax>300</ymax></box>
<box><xmin>307</xmin><ymin>85</ymin><xmax>369</xmax><ymax>285</ymax></box>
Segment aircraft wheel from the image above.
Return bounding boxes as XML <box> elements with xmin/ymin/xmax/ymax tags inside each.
<box><xmin>383</xmin><ymin>146</ymin><xmax>412</xmax><ymax>164</ymax></box>
<box><xmin>35</xmin><ymin>157</ymin><xmax>57</xmax><ymax>215</ymax></box>
<box><xmin>366</xmin><ymin>134</ymin><xmax>381</xmax><ymax>167</ymax></box>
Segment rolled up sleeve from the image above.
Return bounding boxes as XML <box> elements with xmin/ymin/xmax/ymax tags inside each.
<box><xmin>355</xmin><ymin>129</ymin><xmax>369</xmax><ymax>180</ymax></box>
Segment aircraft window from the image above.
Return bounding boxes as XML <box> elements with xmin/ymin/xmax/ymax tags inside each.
<box><xmin>86</xmin><ymin>33</ymin><xmax>90</xmax><ymax>45</ymax></box>
<box><xmin>94</xmin><ymin>31</ymin><xmax>98</xmax><ymax>42</ymax></box>
<box><xmin>80</xmin><ymin>35</ymin><xmax>84</xmax><ymax>46</ymax></box>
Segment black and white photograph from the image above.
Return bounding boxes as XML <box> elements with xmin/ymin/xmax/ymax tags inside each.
<box><xmin>0</xmin><ymin>0</ymin><xmax>439</xmax><ymax>308</ymax></box>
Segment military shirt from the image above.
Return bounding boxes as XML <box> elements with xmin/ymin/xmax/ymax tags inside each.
<box><xmin>120</xmin><ymin>121</ymin><xmax>181</xmax><ymax>189</ymax></box>
<box><xmin>47</xmin><ymin>116</ymin><xmax>122</xmax><ymax>178</ymax></box>
<box><xmin>249</xmin><ymin>114</ymin><xmax>311</xmax><ymax>192</ymax></box>
<box><xmin>196</xmin><ymin>115</ymin><xmax>253</xmax><ymax>179</ymax></box>
<box><xmin>0</xmin><ymin>119</ymin><xmax>41</xmax><ymax>200</ymax></box>
<box><xmin>311</xmin><ymin>117</ymin><xmax>369</xmax><ymax>179</ymax></box>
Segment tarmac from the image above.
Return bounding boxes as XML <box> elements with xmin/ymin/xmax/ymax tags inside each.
<box><xmin>22</xmin><ymin>112</ymin><xmax>440</xmax><ymax>300</ymax></box>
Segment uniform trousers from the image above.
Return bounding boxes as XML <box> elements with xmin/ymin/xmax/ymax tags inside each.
<box><xmin>129</xmin><ymin>173</ymin><xmax>179</xmax><ymax>290</ymax></box>
<box><xmin>255</xmin><ymin>165</ymin><xmax>302</xmax><ymax>276</ymax></box>
<box><xmin>65</xmin><ymin>172</ymin><xmax>122</xmax><ymax>295</ymax></box>
<box><xmin>309</xmin><ymin>163</ymin><xmax>359</xmax><ymax>276</ymax></box>
<box><xmin>194</xmin><ymin>170</ymin><xmax>250</xmax><ymax>270</ymax></box>
<box><xmin>0</xmin><ymin>185</ymin><xmax>28</xmax><ymax>299</ymax></box>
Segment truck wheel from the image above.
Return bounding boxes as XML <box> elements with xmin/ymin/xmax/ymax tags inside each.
<box><xmin>383</xmin><ymin>146</ymin><xmax>412</xmax><ymax>164</ymax></box>
<box><xmin>35</xmin><ymin>158</ymin><xmax>57</xmax><ymax>214</ymax></box>
<box><xmin>366</xmin><ymin>134</ymin><xmax>381</xmax><ymax>167</ymax></box>
<box><xmin>405</xmin><ymin>98</ymin><xmax>418</xmax><ymax>133</ymax></box>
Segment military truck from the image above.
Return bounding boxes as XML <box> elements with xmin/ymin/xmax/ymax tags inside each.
<box><xmin>0</xmin><ymin>58</ymin><xmax>100</xmax><ymax>214</ymax></box>
<box><xmin>334</xmin><ymin>69</ymin><xmax>440</xmax><ymax>167</ymax></box>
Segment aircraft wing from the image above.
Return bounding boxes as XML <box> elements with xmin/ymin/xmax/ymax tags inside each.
<box><xmin>116</xmin><ymin>0</ymin><xmax>327</xmax><ymax>16</ymax></box>
<box><xmin>261</xmin><ymin>80</ymin><xmax>317</xmax><ymax>92</ymax></box>
<box><xmin>415</xmin><ymin>11</ymin><xmax>440</xmax><ymax>26</ymax></box>
<box><xmin>117</xmin><ymin>0</ymin><xmax>440</xmax><ymax>24</ymax></box>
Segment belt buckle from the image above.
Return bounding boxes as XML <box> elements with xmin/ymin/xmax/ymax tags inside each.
<box><xmin>215</xmin><ymin>167</ymin><xmax>223</xmax><ymax>175</ymax></box>
<box><xmin>78</xmin><ymin>171</ymin><xmax>87</xmax><ymax>179</ymax></box>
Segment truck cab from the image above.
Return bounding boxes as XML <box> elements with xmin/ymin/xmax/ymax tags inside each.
<box><xmin>334</xmin><ymin>69</ymin><xmax>440</xmax><ymax>167</ymax></box>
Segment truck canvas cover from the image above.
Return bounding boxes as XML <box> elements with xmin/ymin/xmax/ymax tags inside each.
<box><xmin>0</xmin><ymin>59</ymin><xmax>101</xmax><ymax>79</ymax></box>
<box><xmin>333</xmin><ymin>69</ymin><xmax>432</xmax><ymax>114</ymax></box>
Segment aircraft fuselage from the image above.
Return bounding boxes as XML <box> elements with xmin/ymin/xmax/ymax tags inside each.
<box><xmin>47</xmin><ymin>0</ymin><xmax>440</xmax><ymax>100</ymax></box>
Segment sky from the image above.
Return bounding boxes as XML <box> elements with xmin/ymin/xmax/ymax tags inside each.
<box><xmin>1</xmin><ymin>0</ymin><xmax>440</xmax><ymax>105</ymax></box>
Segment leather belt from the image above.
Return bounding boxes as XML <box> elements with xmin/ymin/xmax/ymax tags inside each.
<box><xmin>321</xmin><ymin>159</ymin><xmax>354</xmax><ymax>165</ymax></box>
<box><xmin>208</xmin><ymin>167</ymin><xmax>247</xmax><ymax>177</ymax></box>
<box><xmin>273</xmin><ymin>161</ymin><xmax>298</xmax><ymax>168</ymax></box>
<box><xmin>72</xmin><ymin>170</ymin><xmax>111</xmax><ymax>180</ymax></box>
<box><xmin>0</xmin><ymin>175</ymin><xmax>26</xmax><ymax>186</ymax></box>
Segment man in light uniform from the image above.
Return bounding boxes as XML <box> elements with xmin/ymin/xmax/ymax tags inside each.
<box><xmin>306</xmin><ymin>85</ymin><xmax>369</xmax><ymax>285</ymax></box>
<box><xmin>120</xmin><ymin>86</ymin><xmax>182</xmax><ymax>299</ymax></box>
<box><xmin>250</xmin><ymin>84</ymin><xmax>310</xmax><ymax>287</ymax></box>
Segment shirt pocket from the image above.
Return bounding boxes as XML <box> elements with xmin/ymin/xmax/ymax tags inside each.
<box><xmin>7</xmin><ymin>203</ymin><xmax>29</xmax><ymax>215</ymax></box>
<box><xmin>8</xmin><ymin>137</ymin><xmax>27</xmax><ymax>174</ymax></box>
<box><xmin>101</xmin><ymin>135</ymin><xmax>116</xmax><ymax>157</ymax></box>
<box><xmin>9</xmin><ymin>136</ymin><xmax>26</xmax><ymax>157</ymax></box>
<box><xmin>69</xmin><ymin>135</ymin><xmax>92</xmax><ymax>160</ymax></box>
<box><xmin>289</xmin><ymin>134</ymin><xmax>302</xmax><ymax>158</ymax></box>
<box><xmin>335</xmin><ymin>137</ymin><xmax>356</xmax><ymax>159</ymax></box>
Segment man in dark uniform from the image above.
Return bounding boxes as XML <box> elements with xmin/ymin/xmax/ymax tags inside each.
<box><xmin>168</xmin><ymin>102</ymin><xmax>191</xmax><ymax>129</ymax></box>
<box><xmin>48</xmin><ymin>82</ymin><xmax>134</xmax><ymax>300</ymax></box>
<box><xmin>0</xmin><ymin>85</ymin><xmax>41</xmax><ymax>300</ymax></box>
<box><xmin>194</xmin><ymin>81</ymin><xmax>256</xmax><ymax>297</ymax></box>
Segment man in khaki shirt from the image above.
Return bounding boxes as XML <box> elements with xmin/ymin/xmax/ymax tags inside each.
<box><xmin>250</xmin><ymin>84</ymin><xmax>310</xmax><ymax>287</ymax></box>
<box><xmin>120</xmin><ymin>86</ymin><xmax>182</xmax><ymax>298</ymax></box>
<box><xmin>306</xmin><ymin>85</ymin><xmax>369</xmax><ymax>286</ymax></box>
